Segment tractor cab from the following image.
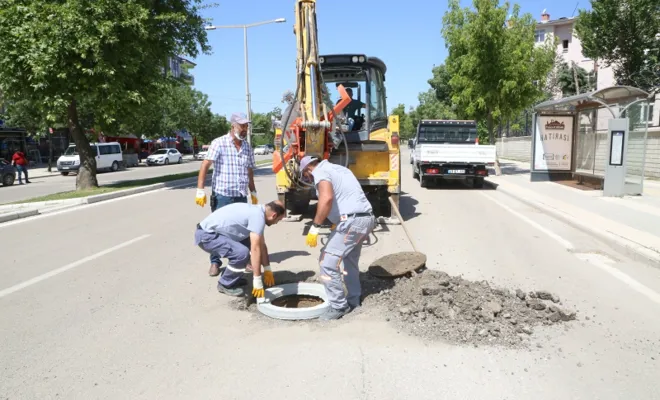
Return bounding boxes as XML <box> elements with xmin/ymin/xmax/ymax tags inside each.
<box><xmin>320</xmin><ymin>54</ymin><xmax>388</xmax><ymax>145</ymax></box>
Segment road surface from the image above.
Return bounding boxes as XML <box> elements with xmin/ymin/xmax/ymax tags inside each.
<box><xmin>0</xmin><ymin>154</ymin><xmax>272</xmax><ymax>205</ymax></box>
<box><xmin>1</xmin><ymin>149</ymin><xmax>659</xmax><ymax>399</ymax></box>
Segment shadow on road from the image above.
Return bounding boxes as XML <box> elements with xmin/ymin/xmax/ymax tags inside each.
<box><xmin>398</xmin><ymin>191</ymin><xmax>420</xmax><ymax>221</ymax></box>
<box><xmin>272</xmin><ymin>269</ymin><xmax>316</xmax><ymax>284</ymax></box>
<box><xmin>422</xmin><ymin>179</ymin><xmax>496</xmax><ymax>191</ymax></box>
<box><xmin>270</xmin><ymin>250</ymin><xmax>310</xmax><ymax>263</ymax></box>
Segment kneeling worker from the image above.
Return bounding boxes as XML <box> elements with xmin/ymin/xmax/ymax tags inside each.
<box><xmin>194</xmin><ymin>200</ymin><xmax>286</xmax><ymax>298</ymax></box>
<box><xmin>300</xmin><ymin>156</ymin><xmax>376</xmax><ymax>320</ymax></box>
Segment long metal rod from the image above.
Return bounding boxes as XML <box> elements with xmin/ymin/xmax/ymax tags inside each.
<box><xmin>388</xmin><ymin>196</ymin><xmax>418</xmax><ymax>253</ymax></box>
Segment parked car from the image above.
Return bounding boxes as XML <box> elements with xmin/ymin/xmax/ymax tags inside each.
<box><xmin>253</xmin><ymin>145</ymin><xmax>269</xmax><ymax>155</ymax></box>
<box><xmin>196</xmin><ymin>149</ymin><xmax>208</xmax><ymax>159</ymax></box>
<box><xmin>147</xmin><ymin>148</ymin><xmax>182</xmax><ymax>166</ymax></box>
<box><xmin>57</xmin><ymin>142</ymin><xmax>123</xmax><ymax>176</ymax></box>
<box><xmin>1</xmin><ymin>159</ymin><xmax>15</xmax><ymax>186</ymax></box>
<box><xmin>265</xmin><ymin>144</ymin><xmax>274</xmax><ymax>153</ymax></box>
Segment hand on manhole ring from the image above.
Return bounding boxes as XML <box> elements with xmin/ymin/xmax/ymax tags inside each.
<box><xmin>257</xmin><ymin>282</ymin><xmax>330</xmax><ymax>320</ymax></box>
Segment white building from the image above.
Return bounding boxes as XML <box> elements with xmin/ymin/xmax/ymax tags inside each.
<box><xmin>534</xmin><ymin>10</ymin><xmax>615</xmax><ymax>94</ymax></box>
<box><xmin>534</xmin><ymin>10</ymin><xmax>656</xmax><ymax>126</ymax></box>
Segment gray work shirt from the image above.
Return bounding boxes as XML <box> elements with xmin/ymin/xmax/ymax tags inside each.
<box><xmin>311</xmin><ymin>160</ymin><xmax>372</xmax><ymax>224</ymax></box>
<box><xmin>199</xmin><ymin>203</ymin><xmax>266</xmax><ymax>242</ymax></box>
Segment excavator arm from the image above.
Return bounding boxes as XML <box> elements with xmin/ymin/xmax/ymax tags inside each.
<box><xmin>272</xmin><ymin>0</ymin><xmax>351</xmax><ymax>175</ymax></box>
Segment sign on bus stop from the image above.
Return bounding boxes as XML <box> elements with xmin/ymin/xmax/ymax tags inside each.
<box><xmin>532</xmin><ymin>115</ymin><xmax>574</xmax><ymax>172</ymax></box>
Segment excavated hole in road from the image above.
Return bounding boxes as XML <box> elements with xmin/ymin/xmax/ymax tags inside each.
<box><xmin>271</xmin><ymin>294</ymin><xmax>324</xmax><ymax>308</ymax></box>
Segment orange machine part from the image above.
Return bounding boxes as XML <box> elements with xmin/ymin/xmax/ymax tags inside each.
<box><xmin>273</xmin><ymin>85</ymin><xmax>351</xmax><ymax>174</ymax></box>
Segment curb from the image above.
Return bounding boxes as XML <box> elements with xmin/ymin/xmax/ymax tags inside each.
<box><xmin>0</xmin><ymin>209</ymin><xmax>40</xmax><ymax>223</ymax></box>
<box><xmin>484</xmin><ymin>179</ymin><xmax>660</xmax><ymax>266</ymax></box>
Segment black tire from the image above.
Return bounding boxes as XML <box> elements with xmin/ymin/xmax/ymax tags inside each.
<box><xmin>111</xmin><ymin>161</ymin><xmax>119</xmax><ymax>172</ymax></box>
<box><xmin>412</xmin><ymin>164</ymin><xmax>419</xmax><ymax>180</ymax></box>
<box><xmin>61</xmin><ymin>172</ymin><xmax>69</xmax><ymax>176</ymax></box>
<box><xmin>473</xmin><ymin>177</ymin><xmax>484</xmax><ymax>189</ymax></box>
<box><xmin>164</xmin><ymin>158</ymin><xmax>170</xmax><ymax>165</ymax></box>
<box><xmin>420</xmin><ymin>175</ymin><xmax>428</xmax><ymax>188</ymax></box>
<box><xmin>2</xmin><ymin>173</ymin><xmax>15</xmax><ymax>186</ymax></box>
<box><xmin>178</xmin><ymin>156</ymin><xmax>182</xmax><ymax>164</ymax></box>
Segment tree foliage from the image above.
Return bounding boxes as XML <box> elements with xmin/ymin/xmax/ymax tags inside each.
<box><xmin>575</xmin><ymin>0</ymin><xmax>660</xmax><ymax>91</ymax></box>
<box><xmin>441</xmin><ymin>0</ymin><xmax>556</xmax><ymax>143</ymax></box>
<box><xmin>0</xmin><ymin>0</ymin><xmax>210</xmax><ymax>189</ymax></box>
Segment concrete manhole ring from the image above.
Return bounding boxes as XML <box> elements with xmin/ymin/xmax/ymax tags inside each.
<box><xmin>368</xmin><ymin>251</ymin><xmax>427</xmax><ymax>278</ymax></box>
<box><xmin>257</xmin><ymin>282</ymin><xmax>329</xmax><ymax>320</ymax></box>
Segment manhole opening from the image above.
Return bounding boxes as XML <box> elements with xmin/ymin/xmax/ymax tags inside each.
<box><xmin>271</xmin><ymin>294</ymin><xmax>324</xmax><ymax>308</ymax></box>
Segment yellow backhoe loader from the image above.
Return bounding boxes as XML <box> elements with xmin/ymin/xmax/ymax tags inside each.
<box><xmin>272</xmin><ymin>0</ymin><xmax>401</xmax><ymax>221</ymax></box>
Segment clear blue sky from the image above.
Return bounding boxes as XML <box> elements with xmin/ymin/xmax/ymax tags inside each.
<box><xmin>191</xmin><ymin>0</ymin><xmax>589</xmax><ymax>118</ymax></box>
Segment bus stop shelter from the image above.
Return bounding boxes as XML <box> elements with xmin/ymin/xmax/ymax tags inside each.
<box><xmin>531</xmin><ymin>86</ymin><xmax>654</xmax><ymax>197</ymax></box>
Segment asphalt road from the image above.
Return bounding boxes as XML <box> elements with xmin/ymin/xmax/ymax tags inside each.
<box><xmin>0</xmin><ymin>154</ymin><xmax>272</xmax><ymax>205</ymax></box>
<box><xmin>1</xmin><ymin>149</ymin><xmax>659</xmax><ymax>399</ymax></box>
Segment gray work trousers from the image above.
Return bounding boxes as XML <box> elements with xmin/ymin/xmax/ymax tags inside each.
<box><xmin>319</xmin><ymin>215</ymin><xmax>376</xmax><ymax>310</ymax></box>
<box><xmin>195</xmin><ymin>227</ymin><xmax>250</xmax><ymax>288</ymax></box>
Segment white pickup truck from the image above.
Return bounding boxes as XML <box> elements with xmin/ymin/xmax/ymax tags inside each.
<box><xmin>411</xmin><ymin>119</ymin><xmax>496</xmax><ymax>188</ymax></box>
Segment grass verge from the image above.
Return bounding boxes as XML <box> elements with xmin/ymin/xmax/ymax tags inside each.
<box><xmin>17</xmin><ymin>158</ymin><xmax>272</xmax><ymax>203</ymax></box>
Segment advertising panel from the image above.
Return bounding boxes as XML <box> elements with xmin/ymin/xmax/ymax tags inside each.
<box><xmin>533</xmin><ymin>115</ymin><xmax>574</xmax><ymax>171</ymax></box>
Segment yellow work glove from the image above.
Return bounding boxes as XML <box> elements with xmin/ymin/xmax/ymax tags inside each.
<box><xmin>263</xmin><ymin>265</ymin><xmax>275</xmax><ymax>287</ymax></box>
<box><xmin>306</xmin><ymin>225</ymin><xmax>320</xmax><ymax>248</ymax></box>
<box><xmin>252</xmin><ymin>275</ymin><xmax>265</xmax><ymax>299</ymax></box>
<box><xmin>250</xmin><ymin>190</ymin><xmax>258</xmax><ymax>205</ymax></box>
<box><xmin>330</xmin><ymin>224</ymin><xmax>336</xmax><ymax>231</ymax></box>
<box><xmin>195</xmin><ymin>188</ymin><xmax>207</xmax><ymax>207</ymax></box>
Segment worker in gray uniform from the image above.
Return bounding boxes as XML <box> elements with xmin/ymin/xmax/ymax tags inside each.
<box><xmin>300</xmin><ymin>155</ymin><xmax>376</xmax><ymax>320</ymax></box>
<box><xmin>194</xmin><ymin>200</ymin><xmax>286</xmax><ymax>298</ymax></box>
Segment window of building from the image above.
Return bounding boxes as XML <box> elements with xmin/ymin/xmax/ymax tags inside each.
<box><xmin>534</xmin><ymin>30</ymin><xmax>546</xmax><ymax>43</ymax></box>
<box><xmin>562</xmin><ymin>40</ymin><xmax>569</xmax><ymax>52</ymax></box>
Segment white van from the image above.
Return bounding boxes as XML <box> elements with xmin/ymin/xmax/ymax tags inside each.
<box><xmin>57</xmin><ymin>142</ymin><xmax>123</xmax><ymax>176</ymax></box>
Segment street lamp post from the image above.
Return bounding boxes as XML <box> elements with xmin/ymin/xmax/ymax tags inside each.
<box><xmin>205</xmin><ymin>18</ymin><xmax>286</xmax><ymax>146</ymax></box>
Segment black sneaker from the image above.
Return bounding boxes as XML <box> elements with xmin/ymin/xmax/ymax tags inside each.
<box><xmin>217</xmin><ymin>283</ymin><xmax>245</xmax><ymax>297</ymax></box>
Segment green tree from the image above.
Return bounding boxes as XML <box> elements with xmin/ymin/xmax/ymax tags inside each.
<box><xmin>575</xmin><ymin>0</ymin><xmax>660</xmax><ymax>90</ymax></box>
<box><xmin>391</xmin><ymin>104</ymin><xmax>415</xmax><ymax>138</ymax></box>
<box><xmin>0</xmin><ymin>0</ymin><xmax>209</xmax><ymax>189</ymax></box>
<box><xmin>428</xmin><ymin>64</ymin><xmax>453</xmax><ymax>104</ymax></box>
<box><xmin>556</xmin><ymin>61</ymin><xmax>597</xmax><ymax>97</ymax></box>
<box><xmin>409</xmin><ymin>90</ymin><xmax>456</xmax><ymax>128</ymax></box>
<box><xmin>441</xmin><ymin>0</ymin><xmax>556</xmax><ymax>150</ymax></box>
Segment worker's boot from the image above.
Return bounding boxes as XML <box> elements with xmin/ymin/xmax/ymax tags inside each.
<box><xmin>217</xmin><ymin>282</ymin><xmax>246</xmax><ymax>297</ymax></box>
<box><xmin>209</xmin><ymin>263</ymin><xmax>220</xmax><ymax>277</ymax></box>
<box><xmin>318</xmin><ymin>306</ymin><xmax>350</xmax><ymax>321</ymax></box>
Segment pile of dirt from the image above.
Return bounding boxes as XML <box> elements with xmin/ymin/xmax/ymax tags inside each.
<box><xmin>362</xmin><ymin>270</ymin><xmax>577</xmax><ymax>347</ymax></box>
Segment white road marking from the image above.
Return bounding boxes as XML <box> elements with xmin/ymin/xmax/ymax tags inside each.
<box><xmin>479</xmin><ymin>191</ymin><xmax>574</xmax><ymax>250</ymax></box>
<box><xmin>0</xmin><ymin>234</ymin><xmax>150</xmax><ymax>299</ymax></box>
<box><xmin>482</xmin><ymin>191</ymin><xmax>660</xmax><ymax>306</ymax></box>
<box><xmin>574</xmin><ymin>253</ymin><xmax>660</xmax><ymax>306</ymax></box>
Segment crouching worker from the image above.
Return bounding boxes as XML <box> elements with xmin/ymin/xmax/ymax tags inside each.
<box><xmin>194</xmin><ymin>200</ymin><xmax>286</xmax><ymax>298</ymax></box>
<box><xmin>300</xmin><ymin>156</ymin><xmax>377</xmax><ymax>320</ymax></box>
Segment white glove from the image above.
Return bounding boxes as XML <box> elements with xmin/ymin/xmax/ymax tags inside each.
<box><xmin>195</xmin><ymin>188</ymin><xmax>207</xmax><ymax>207</ymax></box>
<box><xmin>252</xmin><ymin>275</ymin><xmax>265</xmax><ymax>301</ymax></box>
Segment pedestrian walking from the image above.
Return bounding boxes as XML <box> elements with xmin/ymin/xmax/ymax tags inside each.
<box><xmin>300</xmin><ymin>156</ymin><xmax>377</xmax><ymax>320</ymax></box>
<box><xmin>194</xmin><ymin>201</ymin><xmax>286</xmax><ymax>298</ymax></box>
<box><xmin>11</xmin><ymin>150</ymin><xmax>30</xmax><ymax>184</ymax></box>
<box><xmin>195</xmin><ymin>112</ymin><xmax>259</xmax><ymax>277</ymax></box>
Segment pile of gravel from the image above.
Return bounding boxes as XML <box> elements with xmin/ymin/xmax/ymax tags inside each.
<box><xmin>362</xmin><ymin>270</ymin><xmax>577</xmax><ymax>347</ymax></box>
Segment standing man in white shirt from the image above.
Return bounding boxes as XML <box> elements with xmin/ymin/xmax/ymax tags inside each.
<box><xmin>195</xmin><ymin>112</ymin><xmax>259</xmax><ymax>277</ymax></box>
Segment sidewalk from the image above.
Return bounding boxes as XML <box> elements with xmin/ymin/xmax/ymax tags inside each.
<box><xmin>488</xmin><ymin>159</ymin><xmax>660</xmax><ymax>265</ymax></box>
